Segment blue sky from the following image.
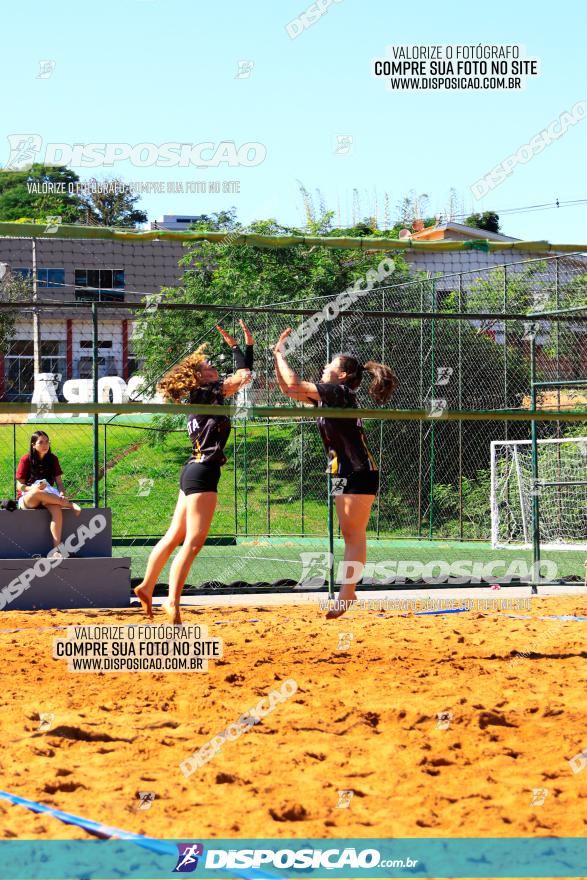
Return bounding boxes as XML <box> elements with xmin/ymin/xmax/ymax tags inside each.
<box><xmin>2</xmin><ymin>0</ymin><xmax>586</xmax><ymax>242</ymax></box>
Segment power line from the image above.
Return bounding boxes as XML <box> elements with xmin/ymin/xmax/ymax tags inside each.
<box><xmin>451</xmin><ymin>197</ymin><xmax>587</xmax><ymax>222</ymax></box>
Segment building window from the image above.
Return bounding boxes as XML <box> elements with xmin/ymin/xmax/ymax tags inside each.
<box><xmin>38</xmin><ymin>268</ymin><xmax>65</xmax><ymax>289</ymax></box>
<box><xmin>77</xmin><ymin>340</ymin><xmax>117</xmax><ymax>378</ymax></box>
<box><xmin>4</xmin><ymin>341</ymin><xmax>66</xmax><ymax>400</ymax></box>
<box><xmin>14</xmin><ymin>268</ymin><xmax>65</xmax><ymax>289</ymax></box>
<box><xmin>75</xmin><ymin>269</ymin><xmax>125</xmax><ymax>302</ymax></box>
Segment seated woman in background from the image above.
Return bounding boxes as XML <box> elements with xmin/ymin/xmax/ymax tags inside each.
<box><xmin>16</xmin><ymin>430</ymin><xmax>81</xmax><ymax>558</ymax></box>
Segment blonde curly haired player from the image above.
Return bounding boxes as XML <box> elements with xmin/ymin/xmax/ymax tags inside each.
<box><xmin>134</xmin><ymin>320</ymin><xmax>253</xmax><ymax>624</ymax></box>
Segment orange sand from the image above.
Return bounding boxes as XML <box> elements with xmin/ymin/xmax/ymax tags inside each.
<box><xmin>1</xmin><ymin>598</ymin><xmax>587</xmax><ymax>843</ymax></box>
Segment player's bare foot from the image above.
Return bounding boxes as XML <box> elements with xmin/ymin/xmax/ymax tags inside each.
<box><xmin>326</xmin><ymin>598</ymin><xmax>355</xmax><ymax>620</ymax></box>
<box><xmin>71</xmin><ymin>503</ymin><xmax>82</xmax><ymax>515</ymax></box>
<box><xmin>134</xmin><ymin>583</ymin><xmax>154</xmax><ymax>620</ymax></box>
<box><xmin>325</xmin><ymin>586</ymin><xmax>357</xmax><ymax>620</ymax></box>
<box><xmin>162</xmin><ymin>599</ymin><xmax>182</xmax><ymax>625</ymax></box>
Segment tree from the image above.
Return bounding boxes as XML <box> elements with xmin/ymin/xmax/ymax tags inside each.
<box><xmin>464</xmin><ymin>211</ymin><xmax>500</xmax><ymax>234</ymax></box>
<box><xmin>132</xmin><ymin>215</ymin><xmax>411</xmax><ymax>393</ymax></box>
<box><xmin>189</xmin><ymin>208</ymin><xmax>239</xmax><ymax>231</ymax></box>
<box><xmin>0</xmin><ymin>164</ymin><xmax>82</xmax><ymax>222</ymax></box>
<box><xmin>78</xmin><ymin>178</ymin><xmax>147</xmax><ymax>227</ymax></box>
<box><xmin>0</xmin><ymin>267</ymin><xmax>32</xmax><ymax>356</ymax></box>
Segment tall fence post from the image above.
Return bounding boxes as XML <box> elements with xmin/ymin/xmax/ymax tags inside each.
<box><xmin>503</xmin><ymin>264</ymin><xmax>509</xmax><ymax>436</ymax></box>
<box><xmin>428</xmin><ymin>279</ymin><xmax>436</xmax><ymax>541</ymax></box>
<box><xmin>300</xmin><ymin>324</ymin><xmax>305</xmax><ymax>537</ymax></box>
<box><xmin>92</xmin><ymin>301</ymin><xmax>99</xmax><ymax>508</ymax></box>
<box><xmin>265</xmin><ymin>312</ymin><xmax>271</xmax><ymax>536</ymax></box>
<box><xmin>103</xmin><ymin>423</ymin><xmax>108</xmax><ymax>508</ymax></box>
<box><xmin>232</xmin><ymin>312</ymin><xmax>239</xmax><ymax>537</ymax></box>
<box><xmin>530</xmin><ymin>335</ymin><xmax>540</xmax><ymax>595</ymax></box>
<box><xmin>325</xmin><ymin>318</ymin><xmax>335</xmax><ymax>599</ymax></box>
<box><xmin>458</xmin><ymin>272</ymin><xmax>463</xmax><ymax>540</ymax></box>
<box><xmin>417</xmin><ymin>282</ymin><xmax>424</xmax><ymax>537</ymax></box>
<box><xmin>12</xmin><ymin>422</ymin><xmax>17</xmax><ymax>499</ymax></box>
<box><xmin>32</xmin><ymin>239</ymin><xmax>41</xmax><ymax>378</ymax></box>
<box><xmin>375</xmin><ymin>290</ymin><xmax>385</xmax><ymax>537</ymax></box>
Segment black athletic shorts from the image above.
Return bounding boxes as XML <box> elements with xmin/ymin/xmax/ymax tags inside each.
<box><xmin>330</xmin><ymin>471</ymin><xmax>380</xmax><ymax>496</ymax></box>
<box><xmin>180</xmin><ymin>460</ymin><xmax>222</xmax><ymax>495</ymax></box>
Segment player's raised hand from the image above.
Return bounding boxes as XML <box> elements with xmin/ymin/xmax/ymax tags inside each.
<box><xmin>273</xmin><ymin>328</ymin><xmax>292</xmax><ymax>356</ymax></box>
<box><xmin>239</xmin><ymin>319</ymin><xmax>254</xmax><ymax>346</ymax></box>
<box><xmin>216</xmin><ymin>325</ymin><xmax>237</xmax><ymax>347</ymax></box>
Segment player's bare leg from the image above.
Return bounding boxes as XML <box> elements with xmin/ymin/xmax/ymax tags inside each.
<box><xmin>164</xmin><ymin>492</ymin><xmax>217</xmax><ymax>625</ymax></box>
<box><xmin>134</xmin><ymin>491</ymin><xmax>187</xmax><ymax>620</ymax></box>
<box><xmin>326</xmin><ymin>494</ymin><xmax>374</xmax><ymax>620</ymax></box>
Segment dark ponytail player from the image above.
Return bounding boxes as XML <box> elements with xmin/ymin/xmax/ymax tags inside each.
<box><xmin>133</xmin><ymin>321</ymin><xmax>253</xmax><ymax>624</ymax></box>
<box><xmin>273</xmin><ymin>328</ymin><xmax>399</xmax><ymax>619</ymax></box>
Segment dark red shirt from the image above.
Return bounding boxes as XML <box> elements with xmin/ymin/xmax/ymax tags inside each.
<box><xmin>16</xmin><ymin>453</ymin><xmax>63</xmax><ymax>497</ymax></box>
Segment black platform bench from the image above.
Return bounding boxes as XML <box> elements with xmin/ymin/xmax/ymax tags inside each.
<box><xmin>0</xmin><ymin>508</ymin><xmax>130</xmax><ymax>610</ymax></box>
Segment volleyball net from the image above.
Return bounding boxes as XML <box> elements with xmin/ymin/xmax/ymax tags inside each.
<box><xmin>0</xmin><ymin>256</ymin><xmax>586</xmax><ymax>590</ymax></box>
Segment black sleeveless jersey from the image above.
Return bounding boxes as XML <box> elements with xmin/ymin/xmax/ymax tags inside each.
<box><xmin>313</xmin><ymin>382</ymin><xmax>378</xmax><ymax>476</ymax></box>
<box><xmin>187</xmin><ymin>382</ymin><xmax>231</xmax><ymax>466</ymax></box>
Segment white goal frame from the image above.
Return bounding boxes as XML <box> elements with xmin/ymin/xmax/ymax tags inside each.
<box><xmin>490</xmin><ymin>436</ymin><xmax>587</xmax><ymax>551</ymax></box>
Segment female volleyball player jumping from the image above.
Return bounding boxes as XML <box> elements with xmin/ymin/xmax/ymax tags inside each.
<box><xmin>134</xmin><ymin>321</ymin><xmax>253</xmax><ymax>624</ymax></box>
<box><xmin>16</xmin><ymin>430</ymin><xmax>82</xmax><ymax>557</ymax></box>
<box><xmin>273</xmin><ymin>329</ymin><xmax>398</xmax><ymax>619</ymax></box>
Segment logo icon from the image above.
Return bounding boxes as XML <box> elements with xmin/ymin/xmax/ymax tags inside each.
<box><xmin>137</xmin><ymin>791</ymin><xmax>156</xmax><ymax>810</ymax></box>
<box><xmin>436</xmin><ymin>366</ymin><xmax>453</xmax><ymax>386</ymax></box>
<box><xmin>436</xmin><ymin>711</ymin><xmax>452</xmax><ymax>730</ymax></box>
<box><xmin>530</xmin><ymin>787</ymin><xmax>548</xmax><ymax>806</ymax></box>
<box><xmin>5</xmin><ymin>134</ymin><xmax>42</xmax><ymax>170</ymax></box>
<box><xmin>336</xmin><ymin>632</ymin><xmax>353</xmax><ymax>651</ymax></box>
<box><xmin>523</xmin><ymin>321</ymin><xmax>541</xmax><ymax>341</ymax></box>
<box><xmin>427</xmin><ymin>398</ymin><xmax>448</xmax><ymax>418</ymax></box>
<box><xmin>38</xmin><ymin>712</ymin><xmax>55</xmax><ymax>731</ymax></box>
<box><xmin>45</xmin><ymin>215</ymin><xmax>62</xmax><ymax>234</ymax></box>
<box><xmin>37</xmin><ymin>60</ymin><xmax>56</xmax><ymax>79</ymax></box>
<box><xmin>297</xmin><ymin>552</ymin><xmax>333</xmax><ymax>589</ymax></box>
<box><xmin>330</xmin><ymin>477</ymin><xmax>347</xmax><ymax>495</ymax></box>
<box><xmin>568</xmin><ymin>747</ymin><xmax>587</xmax><ymax>775</ymax></box>
<box><xmin>137</xmin><ymin>478</ymin><xmax>155</xmax><ymax>497</ymax></box>
<box><xmin>173</xmin><ymin>843</ymin><xmax>204</xmax><ymax>873</ymax></box>
<box><xmin>235</xmin><ymin>60</ymin><xmax>255</xmax><ymax>79</ymax></box>
<box><xmin>337</xmin><ymin>789</ymin><xmax>354</xmax><ymax>808</ymax></box>
<box><xmin>334</xmin><ymin>135</ymin><xmax>353</xmax><ymax>155</ymax></box>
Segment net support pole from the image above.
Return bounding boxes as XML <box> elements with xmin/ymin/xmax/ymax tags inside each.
<box><xmin>325</xmin><ymin>319</ymin><xmax>335</xmax><ymax>599</ymax></box>
<box><xmin>458</xmin><ymin>272</ymin><xmax>463</xmax><ymax>540</ymax></box>
<box><xmin>92</xmin><ymin>302</ymin><xmax>100</xmax><ymax>509</ymax></box>
<box><xmin>428</xmin><ymin>279</ymin><xmax>437</xmax><ymax>541</ymax></box>
<box><xmin>232</xmin><ymin>313</ymin><xmax>238</xmax><ymax>537</ymax></box>
<box><xmin>12</xmin><ymin>423</ymin><xmax>17</xmax><ymax>499</ymax></box>
<box><xmin>530</xmin><ymin>335</ymin><xmax>540</xmax><ymax>594</ymax></box>
<box><xmin>32</xmin><ymin>239</ymin><xmax>41</xmax><ymax>377</ymax></box>
<box><xmin>103</xmin><ymin>422</ymin><xmax>107</xmax><ymax>507</ymax></box>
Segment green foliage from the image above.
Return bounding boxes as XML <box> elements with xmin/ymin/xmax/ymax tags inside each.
<box><xmin>131</xmin><ymin>215</ymin><xmax>411</xmax><ymax>390</ymax></box>
<box><xmin>78</xmin><ymin>178</ymin><xmax>147</xmax><ymax>227</ymax></box>
<box><xmin>464</xmin><ymin>211</ymin><xmax>500</xmax><ymax>233</ymax></box>
<box><xmin>0</xmin><ymin>269</ymin><xmax>32</xmax><ymax>352</ymax></box>
<box><xmin>0</xmin><ymin>164</ymin><xmax>82</xmax><ymax>222</ymax></box>
<box><xmin>0</xmin><ymin>164</ymin><xmax>147</xmax><ymax>227</ymax></box>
